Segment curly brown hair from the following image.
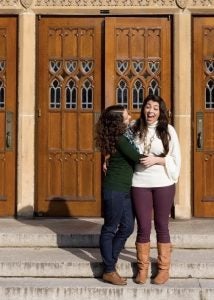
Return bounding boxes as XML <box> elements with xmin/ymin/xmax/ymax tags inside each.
<box><xmin>95</xmin><ymin>105</ymin><xmax>127</xmax><ymax>155</ymax></box>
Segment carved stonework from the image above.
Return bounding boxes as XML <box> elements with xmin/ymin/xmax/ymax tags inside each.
<box><xmin>175</xmin><ymin>0</ymin><xmax>187</xmax><ymax>8</ymax></box>
<box><xmin>20</xmin><ymin>0</ymin><xmax>33</xmax><ymax>7</ymax></box>
<box><xmin>0</xmin><ymin>0</ymin><xmax>214</xmax><ymax>9</ymax></box>
<box><xmin>35</xmin><ymin>0</ymin><xmax>175</xmax><ymax>6</ymax></box>
<box><xmin>0</xmin><ymin>0</ymin><xmax>18</xmax><ymax>5</ymax></box>
<box><xmin>192</xmin><ymin>0</ymin><xmax>213</xmax><ymax>5</ymax></box>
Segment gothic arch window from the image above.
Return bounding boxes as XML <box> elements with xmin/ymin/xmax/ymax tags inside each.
<box><xmin>205</xmin><ymin>60</ymin><xmax>214</xmax><ymax>109</ymax></box>
<box><xmin>116</xmin><ymin>79</ymin><xmax>128</xmax><ymax>107</ymax></box>
<box><xmin>0</xmin><ymin>60</ymin><xmax>5</xmax><ymax>109</ymax></box>
<box><xmin>132</xmin><ymin>79</ymin><xmax>144</xmax><ymax>109</ymax></box>
<box><xmin>65</xmin><ymin>79</ymin><xmax>77</xmax><ymax>109</ymax></box>
<box><xmin>49</xmin><ymin>79</ymin><xmax>61</xmax><ymax>109</ymax></box>
<box><xmin>148</xmin><ymin>79</ymin><xmax>160</xmax><ymax>96</ymax></box>
<box><xmin>206</xmin><ymin>79</ymin><xmax>214</xmax><ymax>109</ymax></box>
<box><xmin>0</xmin><ymin>80</ymin><xmax>5</xmax><ymax>109</ymax></box>
<box><xmin>81</xmin><ymin>79</ymin><xmax>93</xmax><ymax>109</ymax></box>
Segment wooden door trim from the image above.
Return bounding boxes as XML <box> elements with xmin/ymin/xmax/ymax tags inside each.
<box><xmin>193</xmin><ymin>16</ymin><xmax>214</xmax><ymax>217</ymax></box>
<box><xmin>0</xmin><ymin>16</ymin><xmax>17</xmax><ymax>216</ymax></box>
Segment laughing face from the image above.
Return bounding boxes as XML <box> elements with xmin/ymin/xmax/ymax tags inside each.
<box><xmin>144</xmin><ymin>100</ymin><xmax>160</xmax><ymax>125</ymax></box>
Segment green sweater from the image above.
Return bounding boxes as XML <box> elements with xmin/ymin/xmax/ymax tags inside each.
<box><xmin>103</xmin><ymin>135</ymin><xmax>140</xmax><ymax>192</ymax></box>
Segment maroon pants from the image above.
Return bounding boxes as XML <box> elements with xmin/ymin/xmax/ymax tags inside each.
<box><xmin>132</xmin><ymin>184</ymin><xmax>175</xmax><ymax>243</ymax></box>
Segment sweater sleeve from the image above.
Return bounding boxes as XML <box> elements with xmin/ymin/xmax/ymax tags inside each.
<box><xmin>165</xmin><ymin>125</ymin><xmax>181</xmax><ymax>183</ymax></box>
<box><xmin>116</xmin><ymin>135</ymin><xmax>140</xmax><ymax>163</ymax></box>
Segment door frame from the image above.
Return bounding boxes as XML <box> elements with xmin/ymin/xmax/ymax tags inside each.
<box><xmin>0</xmin><ymin>16</ymin><xmax>18</xmax><ymax>217</ymax></box>
<box><xmin>192</xmin><ymin>16</ymin><xmax>214</xmax><ymax>217</ymax></box>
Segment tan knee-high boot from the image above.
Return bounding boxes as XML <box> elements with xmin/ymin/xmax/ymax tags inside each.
<box><xmin>153</xmin><ymin>243</ymin><xmax>171</xmax><ymax>284</ymax></box>
<box><xmin>135</xmin><ymin>242</ymin><xmax>150</xmax><ymax>284</ymax></box>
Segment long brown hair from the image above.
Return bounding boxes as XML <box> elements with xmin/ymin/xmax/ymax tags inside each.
<box><xmin>133</xmin><ymin>94</ymin><xmax>170</xmax><ymax>155</ymax></box>
<box><xmin>95</xmin><ymin>105</ymin><xmax>127</xmax><ymax>155</ymax></box>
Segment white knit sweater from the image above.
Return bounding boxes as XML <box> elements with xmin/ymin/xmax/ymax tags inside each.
<box><xmin>132</xmin><ymin>123</ymin><xmax>181</xmax><ymax>188</ymax></box>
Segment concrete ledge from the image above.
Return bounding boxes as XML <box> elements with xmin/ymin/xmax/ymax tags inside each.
<box><xmin>0</xmin><ymin>248</ymin><xmax>213</xmax><ymax>279</ymax></box>
<box><xmin>0</xmin><ymin>278</ymin><xmax>213</xmax><ymax>300</ymax></box>
<box><xmin>0</xmin><ymin>218</ymin><xmax>213</xmax><ymax>248</ymax></box>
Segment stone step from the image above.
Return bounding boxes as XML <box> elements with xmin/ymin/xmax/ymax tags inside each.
<box><xmin>0</xmin><ymin>278</ymin><xmax>213</xmax><ymax>300</ymax></box>
<box><xmin>0</xmin><ymin>218</ymin><xmax>213</xmax><ymax>300</ymax></box>
<box><xmin>0</xmin><ymin>218</ymin><xmax>213</xmax><ymax>248</ymax></box>
<box><xmin>0</xmin><ymin>247</ymin><xmax>213</xmax><ymax>279</ymax></box>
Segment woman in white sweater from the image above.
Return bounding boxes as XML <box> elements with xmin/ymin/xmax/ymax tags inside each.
<box><xmin>131</xmin><ymin>94</ymin><xmax>181</xmax><ymax>285</ymax></box>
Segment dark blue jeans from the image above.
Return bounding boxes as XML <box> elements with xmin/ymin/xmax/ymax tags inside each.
<box><xmin>100</xmin><ymin>189</ymin><xmax>135</xmax><ymax>273</ymax></box>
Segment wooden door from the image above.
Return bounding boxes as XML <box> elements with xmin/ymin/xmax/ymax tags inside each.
<box><xmin>0</xmin><ymin>17</ymin><xmax>17</xmax><ymax>216</ymax></box>
<box><xmin>105</xmin><ymin>17</ymin><xmax>172</xmax><ymax>218</ymax></box>
<box><xmin>105</xmin><ymin>17</ymin><xmax>172</xmax><ymax>119</ymax></box>
<box><xmin>36</xmin><ymin>16</ymin><xmax>171</xmax><ymax>217</ymax></box>
<box><xmin>36</xmin><ymin>17</ymin><xmax>102</xmax><ymax>216</ymax></box>
<box><xmin>193</xmin><ymin>17</ymin><xmax>214</xmax><ymax>217</ymax></box>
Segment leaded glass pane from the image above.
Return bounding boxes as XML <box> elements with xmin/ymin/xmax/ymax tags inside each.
<box><xmin>132</xmin><ymin>80</ymin><xmax>144</xmax><ymax>109</ymax></box>
<box><xmin>50</xmin><ymin>79</ymin><xmax>61</xmax><ymax>109</ymax></box>
<box><xmin>0</xmin><ymin>60</ymin><xmax>5</xmax><ymax>109</ymax></box>
<box><xmin>115</xmin><ymin>58</ymin><xmax>161</xmax><ymax>106</ymax></box>
<box><xmin>0</xmin><ymin>80</ymin><xmax>5</xmax><ymax>108</ymax></box>
<box><xmin>132</xmin><ymin>61</ymin><xmax>144</xmax><ymax>74</ymax></box>
<box><xmin>116</xmin><ymin>60</ymin><xmax>129</xmax><ymax>74</ymax></box>
<box><xmin>49</xmin><ymin>60</ymin><xmax>62</xmax><ymax>74</ymax></box>
<box><xmin>65</xmin><ymin>80</ymin><xmax>77</xmax><ymax>109</ymax></box>
<box><xmin>116</xmin><ymin>80</ymin><xmax>128</xmax><ymax>107</ymax></box>
<box><xmin>65</xmin><ymin>60</ymin><xmax>77</xmax><ymax>74</ymax></box>
<box><xmin>81</xmin><ymin>60</ymin><xmax>93</xmax><ymax>73</ymax></box>
<box><xmin>81</xmin><ymin>79</ymin><xmax>93</xmax><ymax>109</ymax></box>
<box><xmin>148</xmin><ymin>79</ymin><xmax>160</xmax><ymax>96</ymax></box>
<box><xmin>205</xmin><ymin>61</ymin><xmax>214</xmax><ymax>74</ymax></box>
<box><xmin>148</xmin><ymin>61</ymin><xmax>160</xmax><ymax>74</ymax></box>
<box><xmin>0</xmin><ymin>61</ymin><xmax>5</xmax><ymax>72</ymax></box>
<box><xmin>205</xmin><ymin>79</ymin><xmax>214</xmax><ymax>109</ymax></box>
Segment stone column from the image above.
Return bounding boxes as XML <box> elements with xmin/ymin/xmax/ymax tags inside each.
<box><xmin>17</xmin><ymin>12</ymin><xmax>36</xmax><ymax>217</ymax></box>
<box><xmin>173</xmin><ymin>11</ymin><xmax>192</xmax><ymax>219</ymax></box>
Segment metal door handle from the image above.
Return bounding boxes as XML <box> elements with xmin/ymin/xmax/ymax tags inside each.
<box><xmin>197</xmin><ymin>132</ymin><xmax>202</xmax><ymax>148</ymax></box>
<box><xmin>6</xmin><ymin>131</ymin><xmax>12</xmax><ymax>148</ymax></box>
<box><xmin>5</xmin><ymin>112</ymin><xmax>13</xmax><ymax>151</ymax></box>
<box><xmin>196</xmin><ymin>112</ymin><xmax>203</xmax><ymax>151</ymax></box>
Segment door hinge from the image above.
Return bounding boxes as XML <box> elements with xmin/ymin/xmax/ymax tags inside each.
<box><xmin>38</xmin><ymin>108</ymin><xmax>42</xmax><ymax>117</ymax></box>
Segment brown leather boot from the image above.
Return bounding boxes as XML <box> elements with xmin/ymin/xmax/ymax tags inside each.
<box><xmin>153</xmin><ymin>243</ymin><xmax>171</xmax><ymax>284</ymax></box>
<box><xmin>103</xmin><ymin>271</ymin><xmax>127</xmax><ymax>285</ymax></box>
<box><xmin>116</xmin><ymin>271</ymin><xmax>127</xmax><ymax>283</ymax></box>
<box><xmin>135</xmin><ymin>242</ymin><xmax>150</xmax><ymax>284</ymax></box>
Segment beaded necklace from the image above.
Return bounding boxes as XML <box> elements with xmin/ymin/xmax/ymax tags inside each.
<box><xmin>142</xmin><ymin>132</ymin><xmax>156</xmax><ymax>156</ymax></box>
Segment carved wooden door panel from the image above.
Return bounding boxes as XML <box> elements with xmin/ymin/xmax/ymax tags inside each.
<box><xmin>36</xmin><ymin>17</ymin><xmax>102</xmax><ymax>216</ymax></box>
<box><xmin>0</xmin><ymin>17</ymin><xmax>17</xmax><ymax>216</ymax></box>
<box><xmin>105</xmin><ymin>17</ymin><xmax>171</xmax><ymax>120</ymax></box>
<box><xmin>193</xmin><ymin>18</ymin><xmax>214</xmax><ymax>217</ymax></box>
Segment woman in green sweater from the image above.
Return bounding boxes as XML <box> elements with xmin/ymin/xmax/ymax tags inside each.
<box><xmin>95</xmin><ymin>105</ymin><xmax>141</xmax><ymax>286</ymax></box>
